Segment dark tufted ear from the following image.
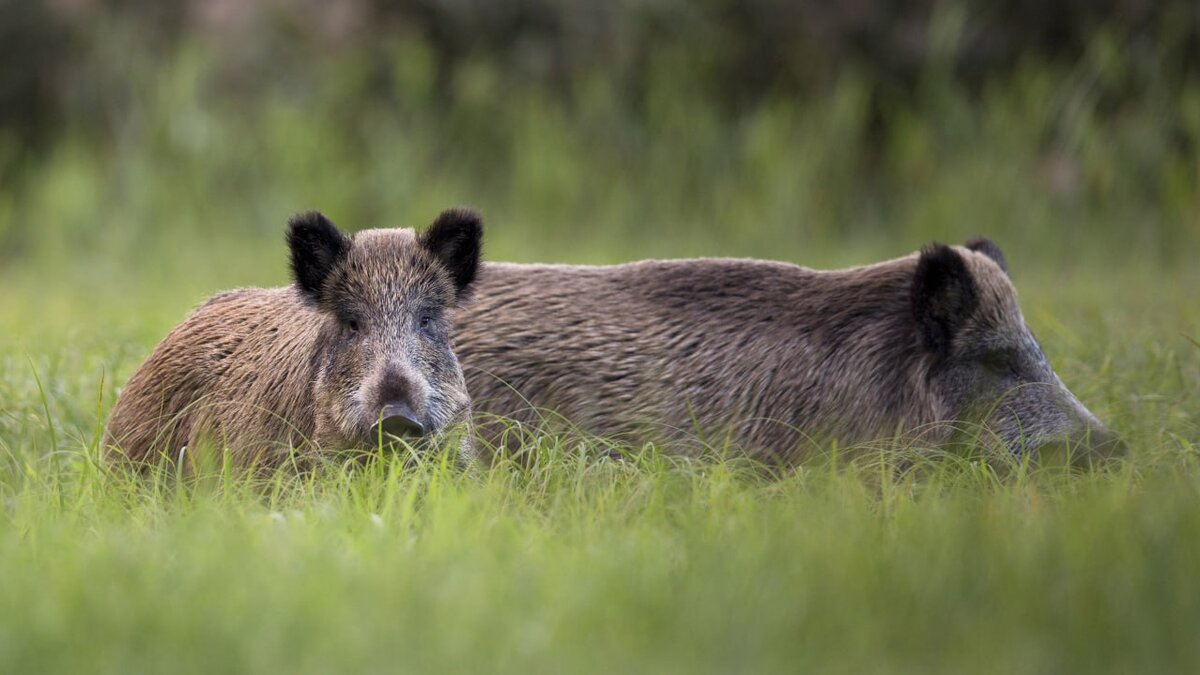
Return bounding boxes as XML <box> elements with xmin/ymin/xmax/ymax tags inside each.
<box><xmin>965</xmin><ymin>236</ymin><xmax>1008</xmax><ymax>275</ymax></box>
<box><xmin>287</xmin><ymin>211</ymin><xmax>352</xmax><ymax>304</ymax></box>
<box><xmin>420</xmin><ymin>207</ymin><xmax>483</xmax><ymax>297</ymax></box>
<box><xmin>912</xmin><ymin>243</ymin><xmax>979</xmax><ymax>355</ymax></box>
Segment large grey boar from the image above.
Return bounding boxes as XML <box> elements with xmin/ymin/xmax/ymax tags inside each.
<box><xmin>455</xmin><ymin>239</ymin><xmax>1124</xmax><ymax>463</ymax></box>
<box><xmin>105</xmin><ymin>208</ymin><xmax>483</xmax><ymax>467</ymax></box>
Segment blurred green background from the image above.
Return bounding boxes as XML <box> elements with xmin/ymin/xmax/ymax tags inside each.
<box><xmin>1</xmin><ymin>3</ymin><xmax>1199</xmax><ymax>673</ymax></box>
<box><xmin>3</xmin><ymin>0</ymin><xmax>1198</xmax><ymax>269</ymax></box>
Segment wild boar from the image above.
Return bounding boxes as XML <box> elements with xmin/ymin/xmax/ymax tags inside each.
<box><xmin>105</xmin><ymin>208</ymin><xmax>483</xmax><ymax>468</ymax></box>
<box><xmin>455</xmin><ymin>239</ymin><xmax>1123</xmax><ymax>464</ymax></box>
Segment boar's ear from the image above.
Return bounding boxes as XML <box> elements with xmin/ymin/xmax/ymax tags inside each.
<box><xmin>287</xmin><ymin>211</ymin><xmax>351</xmax><ymax>303</ymax></box>
<box><xmin>420</xmin><ymin>207</ymin><xmax>483</xmax><ymax>296</ymax></box>
<box><xmin>912</xmin><ymin>243</ymin><xmax>979</xmax><ymax>355</ymax></box>
<box><xmin>965</xmin><ymin>236</ymin><xmax>1008</xmax><ymax>275</ymax></box>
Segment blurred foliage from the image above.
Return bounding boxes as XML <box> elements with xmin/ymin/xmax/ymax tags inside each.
<box><xmin>0</xmin><ymin>0</ymin><xmax>1197</xmax><ymax>266</ymax></box>
<box><xmin>6</xmin><ymin>1</ymin><xmax>1199</xmax><ymax>136</ymax></box>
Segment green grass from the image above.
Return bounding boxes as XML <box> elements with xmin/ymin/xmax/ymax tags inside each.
<box><xmin>2</xmin><ymin>447</ymin><xmax>1199</xmax><ymax>675</ymax></box>
<box><xmin>2</xmin><ymin>244</ymin><xmax>1197</xmax><ymax>674</ymax></box>
<box><xmin>2</xmin><ymin>43</ymin><xmax>1200</xmax><ymax>673</ymax></box>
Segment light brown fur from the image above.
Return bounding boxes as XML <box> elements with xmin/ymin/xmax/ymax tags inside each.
<box><xmin>105</xmin><ymin>288</ymin><xmax>323</xmax><ymax>465</ymax></box>
<box><xmin>106</xmin><ymin>210</ymin><xmax>483</xmax><ymax>468</ymax></box>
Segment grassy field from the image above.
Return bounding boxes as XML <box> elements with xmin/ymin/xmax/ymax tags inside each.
<box><xmin>2</xmin><ymin>45</ymin><xmax>1200</xmax><ymax>673</ymax></box>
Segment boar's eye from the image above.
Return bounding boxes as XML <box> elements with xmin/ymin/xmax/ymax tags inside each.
<box><xmin>982</xmin><ymin>348</ymin><xmax>1019</xmax><ymax>377</ymax></box>
<box><xmin>345</xmin><ymin>317</ymin><xmax>361</xmax><ymax>334</ymax></box>
<box><xmin>416</xmin><ymin>309</ymin><xmax>444</xmax><ymax>337</ymax></box>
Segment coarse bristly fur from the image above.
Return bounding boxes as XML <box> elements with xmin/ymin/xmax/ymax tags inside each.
<box><xmin>105</xmin><ymin>208</ymin><xmax>484</xmax><ymax>469</ymax></box>
<box><xmin>454</xmin><ymin>238</ymin><xmax>1124</xmax><ymax>464</ymax></box>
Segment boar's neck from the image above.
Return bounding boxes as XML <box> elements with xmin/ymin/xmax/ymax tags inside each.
<box><xmin>771</xmin><ymin>257</ymin><xmax>937</xmax><ymax>444</ymax></box>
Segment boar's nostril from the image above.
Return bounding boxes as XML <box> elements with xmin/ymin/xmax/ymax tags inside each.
<box><xmin>373</xmin><ymin>404</ymin><xmax>426</xmax><ymax>439</ymax></box>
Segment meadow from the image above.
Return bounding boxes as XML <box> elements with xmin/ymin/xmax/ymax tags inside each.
<box><xmin>1</xmin><ymin>36</ymin><xmax>1199</xmax><ymax>673</ymax></box>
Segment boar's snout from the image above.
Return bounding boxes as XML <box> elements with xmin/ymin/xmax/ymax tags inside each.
<box><xmin>1059</xmin><ymin>421</ymin><xmax>1128</xmax><ymax>462</ymax></box>
<box><xmin>1089</xmin><ymin>426</ymin><xmax>1129</xmax><ymax>459</ymax></box>
<box><xmin>373</xmin><ymin>403</ymin><xmax>427</xmax><ymax>440</ymax></box>
<box><xmin>1031</xmin><ymin>425</ymin><xmax>1129</xmax><ymax>466</ymax></box>
<box><xmin>1003</xmin><ymin>382</ymin><xmax>1129</xmax><ymax>464</ymax></box>
<box><xmin>1050</xmin><ymin>384</ymin><xmax>1129</xmax><ymax>462</ymax></box>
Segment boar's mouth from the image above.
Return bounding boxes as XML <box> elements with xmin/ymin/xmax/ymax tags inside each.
<box><xmin>359</xmin><ymin>401</ymin><xmax>474</xmax><ymax>453</ymax></box>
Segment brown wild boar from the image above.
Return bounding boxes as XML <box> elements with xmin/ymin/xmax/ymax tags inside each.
<box><xmin>105</xmin><ymin>208</ymin><xmax>483</xmax><ymax>467</ymax></box>
<box><xmin>455</xmin><ymin>239</ymin><xmax>1124</xmax><ymax>463</ymax></box>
